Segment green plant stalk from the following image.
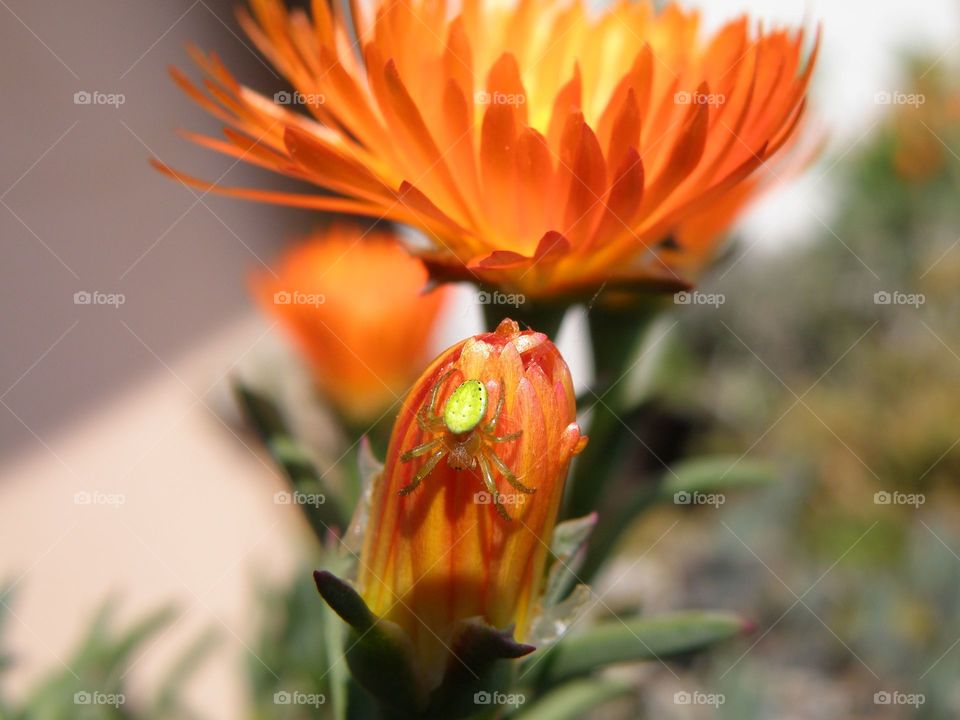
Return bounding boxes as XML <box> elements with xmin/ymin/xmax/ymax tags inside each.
<box><xmin>234</xmin><ymin>384</ymin><xmax>351</xmax><ymax>534</ymax></box>
<box><xmin>480</xmin><ymin>291</ymin><xmax>570</xmax><ymax>337</ymax></box>
<box><xmin>564</xmin><ymin>301</ymin><xmax>658</xmax><ymax>521</ymax></box>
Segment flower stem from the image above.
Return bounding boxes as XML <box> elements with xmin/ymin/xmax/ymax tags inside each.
<box><xmin>564</xmin><ymin>301</ymin><xmax>658</xmax><ymax>521</ymax></box>
<box><xmin>480</xmin><ymin>289</ymin><xmax>569</xmax><ymax>337</ymax></box>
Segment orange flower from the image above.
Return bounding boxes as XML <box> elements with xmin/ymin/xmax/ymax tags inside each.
<box><xmin>357</xmin><ymin>319</ymin><xmax>585</xmax><ymax>691</ymax></box>
<box><xmin>251</xmin><ymin>224</ymin><xmax>448</xmax><ymax>425</ymax></box>
<box><xmin>158</xmin><ymin>0</ymin><xmax>818</xmax><ymax>299</ymax></box>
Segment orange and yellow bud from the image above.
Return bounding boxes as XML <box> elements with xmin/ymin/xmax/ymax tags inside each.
<box><xmin>251</xmin><ymin>224</ymin><xmax>449</xmax><ymax>425</ymax></box>
<box><xmin>358</xmin><ymin>319</ymin><xmax>585</xmax><ymax>691</ymax></box>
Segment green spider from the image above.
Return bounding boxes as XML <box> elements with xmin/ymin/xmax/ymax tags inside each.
<box><xmin>398</xmin><ymin>369</ymin><xmax>534</xmax><ymax>520</ymax></box>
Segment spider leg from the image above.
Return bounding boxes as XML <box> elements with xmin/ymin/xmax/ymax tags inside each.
<box><xmin>483</xmin><ymin>382</ymin><xmax>505</xmax><ymax>433</ymax></box>
<box><xmin>417</xmin><ymin>369</ymin><xmax>455</xmax><ymax>430</ymax></box>
<box><xmin>398</xmin><ymin>447</ymin><xmax>446</xmax><ymax>496</ymax></box>
<box><xmin>416</xmin><ymin>408</ymin><xmax>432</xmax><ymax>431</ymax></box>
<box><xmin>485</xmin><ymin>447</ymin><xmax>536</xmax><ymax>494</ymax></box>
<box><xmin>428</xmin><ymin>369</ymin><xmax>455</xmax><ymax>414</ymax></box>
<box><xmin>477</xmin><ymin>453</ymin><xmax>512</xmax><ymax>521</ymax></box>
<box><xmin>400</xmin><ymin>437</ymin><xmax>443</xmax><ymax>462</ymax></box>
<box><xmin>482</xmin><ymin>379</ymin><xmax>521</xmax><ymax>442</ymax></box>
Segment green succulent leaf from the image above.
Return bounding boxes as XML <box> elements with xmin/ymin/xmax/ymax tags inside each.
<box><xmin>22</xmin><ymin>602</ymin><xmax>180</xmax><ymax>719</ymax></box>
<box><xmin>522</xmin><ymin>611</ymin><xmax>748</xmax><ymax>686</ymax></box>
<box><xmin>512</xmin><ymin>678</ymin><xmax>632</xmax><ymax>720</ymax></box>
<box><xmin>655</xmin><ymin>455</ymin><xmax>776</xmax><ymax>500</ymax></box>
<box><xmin>543</xmin><ymin>513</ymin><xmax>597</xmax><ymax>606</ymax></box>
<box><xmin>315</xmin><ymin>571</ymin><xmax>539</xmax><ymax>719</ymax></box>
<box><xmin>314</xmin><ymin>571</ymin><xmax>423</xmax><ymax>713</ymax></box>
<box><xmin>582</xmin><ymin>456</ymin><xmax>776</xmax><ymax>580</ymax></box>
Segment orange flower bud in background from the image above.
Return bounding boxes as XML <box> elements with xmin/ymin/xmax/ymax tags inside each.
<box><xmin>251</xmin><ymin>225</ymin><xmax>449</xmax><ymax>425</ymax></box>
<box><xmin>358</xmin><ymin>319</ymin><xmax>586</xmax><ymax>692</ymax></box>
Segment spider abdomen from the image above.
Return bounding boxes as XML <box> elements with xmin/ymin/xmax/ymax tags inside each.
<box><xmin>443</xmin><ymin>379</ymin><xmax>487</xmax><ymax>434</ymax></box>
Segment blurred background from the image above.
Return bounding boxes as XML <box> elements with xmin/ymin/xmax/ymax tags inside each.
<box><xmin>2</xmin><ymin>0</ymin><xmax>960</xmax><ymax>717</ymax></box>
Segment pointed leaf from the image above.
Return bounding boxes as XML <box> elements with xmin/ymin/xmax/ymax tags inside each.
<box><xmin>528</xmin><ymin>585</ymin><xmax>592</xmax><ymax>646</ymax></box>
<box><xmin>314</xmin><ymin>571</ymin><xmax>423</xmax><ymax>713</ymax></box>
<box><xmin>543</xmin><ymin>514</ymin><xmax>597</xmax><ymax>605</ymax></box>
<box><xmin>656</xmin><ymin>456</ymin><xmax>776</xmax><ymax>500</ymax></box>
<box><xmin>524</xmin><ymin>611</ymin><xmax>748</xmax><ymax>685</ymax></box>
<box><xmin>424</xmin><ymin>619</ymin><xmax>534</xmax><ymax>719</ymax></box>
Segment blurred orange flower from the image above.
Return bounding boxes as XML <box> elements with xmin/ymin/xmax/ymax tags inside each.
<box><xmin>159</xmin><ymin>0</ymin><xmax>817</xmax><ymax>298</ymax></box>
<box><xmin>358</xmin><ymin>319</ymin><xmax>585</xmax><ymax>691</ymax></box>
<box><xmin>251</xmin><ymin>224</ymin><xmax>448</xmax><ymax>425</ymax></box>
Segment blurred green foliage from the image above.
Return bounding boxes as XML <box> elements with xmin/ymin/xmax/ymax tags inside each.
<box><xmin>0</xmin><ymin>590</ymin><xmax>218</xmax><ymax>720</ymax></box>
<box><xmin>636</xmin><ymin>53</ymin><xmax>960</xmax><ymax>718</ymax></box>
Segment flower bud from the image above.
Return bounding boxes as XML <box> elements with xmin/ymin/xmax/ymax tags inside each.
<box><xmin>251</xmin><ymin>224</ymin><xmax>449</xmax><ymax>425</ymax></box>
<box><xmin>358</xmin><ymin>319</ymin><xmax>586</xmax><ymax>692</ymax></box>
